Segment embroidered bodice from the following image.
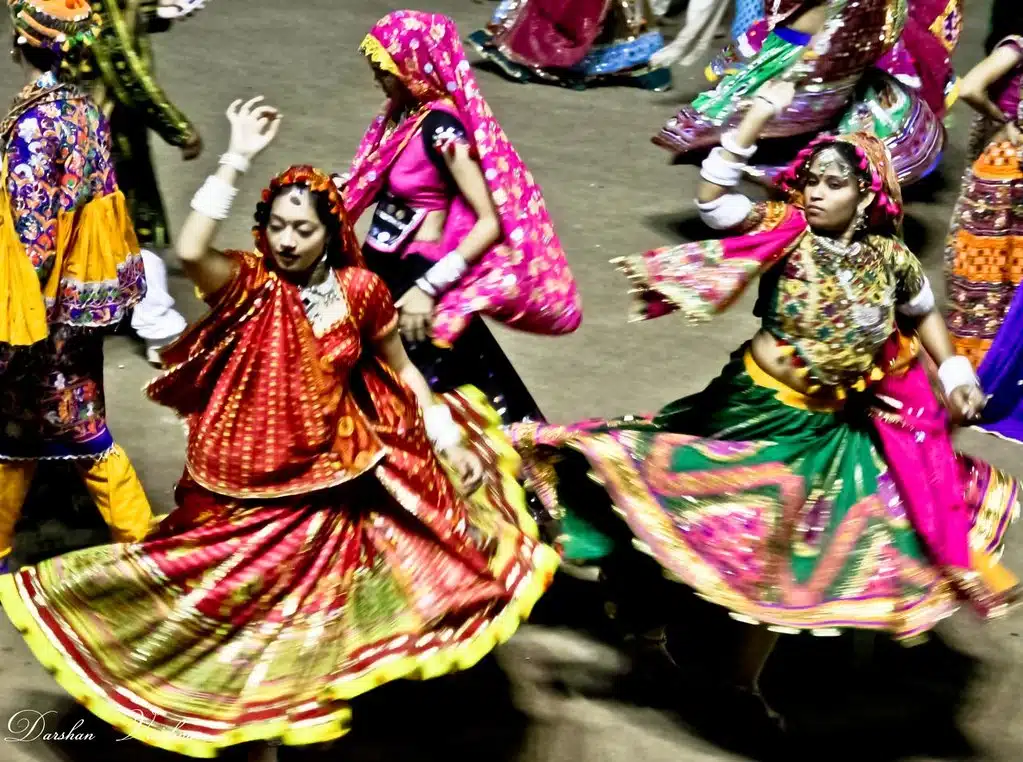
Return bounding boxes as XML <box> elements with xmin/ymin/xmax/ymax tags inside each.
<box><xmin>760</xmin><ymin>233</ymin><xmax>927</xmax><ymax>388</ymax></box>
<box><xmin>0</xmin><ymin>73</ymin><xmax>144</xmax><ymax>340</ymax></box>
<box><xmin>695</xmin><ymin>197</ymin><xmax>932</xmax><ymax>389</ymax></box>
<box><xmin>4</xmin><ymin>73</ymin><xmax>117</xmax><ymax>280</ymax></box>
<box><xmin>365</xmin><ymin>105</ymin><xmax>470</xmax><ymax>256</ymax></box>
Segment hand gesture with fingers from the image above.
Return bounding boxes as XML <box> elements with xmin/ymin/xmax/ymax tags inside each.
<box><xmin>442</xmin><ymin>444</ymin><xmax>485</xmax><ymax>496</ymax></box>
<box><xmin>226</xmin><ymin>96</ymin><xmax>282</xmax><ymax>161</ymax></box>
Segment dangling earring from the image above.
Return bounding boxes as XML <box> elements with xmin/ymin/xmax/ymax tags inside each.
<box><xmin>853</xmin><ymin>207</ymin><xmax>867</xmax><ymax>234</ymax></box>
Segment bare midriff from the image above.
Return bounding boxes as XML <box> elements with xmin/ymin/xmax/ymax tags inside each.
<box><xmin>414</xmin><ymin>209</ymin><xmax>447</xmax><ymax>243</ymax></box>
<box><xmin>750</xmin><ymin>329</ymin><xmax>817</xmax><ymax>395</ymax></box>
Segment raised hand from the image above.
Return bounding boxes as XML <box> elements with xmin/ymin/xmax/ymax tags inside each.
<box><xmin>226</xmin><ymin>96</ymin><xmax>281</xmax><ymax>161</ymax></box>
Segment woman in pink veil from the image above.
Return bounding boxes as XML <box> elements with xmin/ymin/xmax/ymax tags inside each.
<box><xmin>340</xmin><ymin>10</ymin><xmax>582</xmax><ymax>440</ymax></box>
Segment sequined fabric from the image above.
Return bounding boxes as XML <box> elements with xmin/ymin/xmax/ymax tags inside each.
<box><xmin>467</xmin><ymin>0</ymin><xmax>669</xmax><ymax>89</ymax></box>
<box><xmin>0</xmin><ymin>73</ymin><xmax>144</xmax><ymax>458</ymax></box>
<box><xmin>945</xmin><ymin>141</ymin><xmax>1023</xmax><ymax>368</ymax></box>
<box><xmin>1</xmin><ymin>387</ymin><xmax>557</xmax><ymax>755</ymax></box>
<box><xmin>945</xmin><ymin>37</ymin><xmax>1023</xmax><ymax>368</ymax></box>
<box><xmin>511</xmin><ymin>348</ymin><xmax>1018</xmax><ymax>638</ymax></box>
<box><xmin>3</xmin><ymin>74</ymin><xmax>145</xmax><ymax>325</ymax></box>
<box><xmin>0</xmin><ymin>326</ymin><xmax>111</xmax><ymax>458</ymax></box>
<box><xmin>654</xmin><ymin>0</ymin><xmax>950</xmax><ymax>183</ymax></box>
<box><xmin>763</xmin><ymin>233</ymin><xmax>926</xmax><ymax>387</ymax></box>
<box><xmin>0</xmin><ymin>247</ymin><xmax>558</xmax><ymax>754</ymax></box>
<box><xmin>148</xmin><ymin>253</ymin><xmax>402</xmax><ymax>498</ymax></box>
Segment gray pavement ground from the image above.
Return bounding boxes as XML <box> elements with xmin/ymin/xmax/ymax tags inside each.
<box><xmin>1</xmin><ymin>1</ymin><xmax>1021</xmax><ymax>760</ymax></box>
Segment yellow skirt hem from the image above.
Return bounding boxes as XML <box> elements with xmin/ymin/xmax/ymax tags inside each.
<box><xmin>0</xmin><ymin>542</ymin><xmax>557</xmax><ymax>758</ymax></box>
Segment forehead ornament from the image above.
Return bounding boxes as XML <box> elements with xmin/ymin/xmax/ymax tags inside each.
<box><xmin>811</xmin><ymin>147</ymin><xmax>854</xmax><ymax>180</ymax></box>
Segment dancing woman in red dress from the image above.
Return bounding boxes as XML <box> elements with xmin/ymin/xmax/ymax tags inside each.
<box><xmin>0</xmin><ymin>97</ymin><xmax>557</xmax><ymax>761</ymax></box>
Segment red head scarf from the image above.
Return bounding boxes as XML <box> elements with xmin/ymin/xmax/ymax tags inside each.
<box><xmin>254</xmin><ymin>164</ymin><xmax>364</xmax><ymax>270</ymax></box>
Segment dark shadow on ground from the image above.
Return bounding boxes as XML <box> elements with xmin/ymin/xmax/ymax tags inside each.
<box><xmin>902</xmin><ymin>166</ymin><xmax>952</xmax><ymax>205</ymax></box>
<box><xmin>12</xmin><ymin>462</ymin><xmax>110</xmax><ymax>570</ymax></box>
<box><xmin>902</xmin><ymin>214</ymin><xmax>932</xmax><ymax>263</ymax></box>
<box><xmin>530</xmin><ymin>568</ymin><xmax>983</xmax><ymax>762</ymax></box>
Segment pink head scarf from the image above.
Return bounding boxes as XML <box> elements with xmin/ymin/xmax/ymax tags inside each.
<box><xmin>618</xmin><ymin>132</ymin><xmax>905</xmax><ymax>323</ymax></box>
<box><xmin>344</xmin><ymin>10</ymin><xmax>582</xmax><ymax>347</ymax></box>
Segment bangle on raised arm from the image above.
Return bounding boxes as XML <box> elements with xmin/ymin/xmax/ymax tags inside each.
<box><xmin>189</xmin><ymin>175</ymin><xmax>238</xmax><ymax>221</ymax></box>
<box><xmin>218</xmin><ymin>152</ymin><xmax>251</xmax><ymax>174</ymax></box>
<box><xmin>700</xmin><ymin>147</ymin><xmax>746</xmax><ymax>187</ymax></box>
<box><xmin>721</xmin><ymin>130</ymin><xmax>757</xmax><ymax>160</ymax></box>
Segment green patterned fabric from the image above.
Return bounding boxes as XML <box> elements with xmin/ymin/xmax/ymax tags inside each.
<box><xmin>83</xmin><ymin>0</ymin><xmax>196</xmax><ymax>246</ymax></box>
<box><xmin>691</xmin><ymin>32</ymin><xmax>806</xmax><ymax>120</ymax></box>
<box><xmin>513</xmin><ymin>348</ymin><xmax>966</xmax><ymax>638</ymax></box>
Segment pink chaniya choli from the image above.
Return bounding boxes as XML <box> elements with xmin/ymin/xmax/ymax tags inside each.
<box><xmin>344</xmin><ymin>11</ymin><xmax>582</xmax><ymax>348</ymax></box>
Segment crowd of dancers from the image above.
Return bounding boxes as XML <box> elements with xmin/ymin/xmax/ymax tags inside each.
<box><xmin>0</xmin><ymin>0</ymin><xmax>1022</xmax><ymax>760</ymax></box>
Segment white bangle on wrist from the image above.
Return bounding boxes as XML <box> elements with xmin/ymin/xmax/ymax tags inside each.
<box><xmin>219</xmin><ymin>152</ymin><xmax>251</xmax><ymax>174</ymax></box>
<box><xmin>938</xmin><ymin>356</ymin><xmax>978</xmax><ymax>397</ymax></box>
<box><xmin>415</xmin><ymin>277</ymin><xmax>438</xmax><ymax>298</ymax></box>
<box><xmin>420</xmin><ymin>252</ymin><xmax>469</xmax><ymax>297</ymax></box>
<box><xmin>190</xmin><ymin>175</ymin><xmax>238</xmax><ymax>221</ymax></box>
<box><xmin>700</xmin><ymin>147</ymin><xmax>746</xmax><ymax>187</ymax></box>
<box><xmin>721</xmin><ymin>130</ymin><xmax>757</xmax><ymax>159</ymax></box>
<box><xmin>423</xmin><ymin>404</ymin><xmax>462</xmax><ymax>451</ymax></box>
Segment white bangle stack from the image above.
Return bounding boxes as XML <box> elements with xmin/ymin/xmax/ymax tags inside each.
<box><xmin>938</xmin><ymin>356</ymin><xmax>978</xmax><ymax>397</ymax></box>
<box><xmin>218</xmin><ymin>152</ymin><xmax>251</xmax><ymax>174</ymax></box>
<box><xmin>415</xmin><ymin>251</ymin><xmax>469</xmax><ymax>298</ymax></box>
<box><xmin>190</xmin><ymin>175</ymin><xmax>238</xmax><ymax>221</ymax></box>
<box><xmin>423</xmin><ymin>404</ymin><xmax>462</xmax><ymax>451</ymax></box>
<box><xmin>721</xmin><ymin>130</ymin><xmax>757</xmax><ymax>160</ymax></box>
<box><xmin>700</xmin><ymin>147</ymin><xmax>747</xmax><ymax>187</ymax></box>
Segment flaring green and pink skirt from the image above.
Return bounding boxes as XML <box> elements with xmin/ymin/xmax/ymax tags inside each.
<box><xmin>512</xmin><ymin>348</ymin><xmax>1019</xmax><ymax>640</ymax></box>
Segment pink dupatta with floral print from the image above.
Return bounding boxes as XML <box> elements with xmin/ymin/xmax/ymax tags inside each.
<box><xmin>343</xmin><ymin>10</ymin><xmax>582</xmax><ymax>347</ymax></box>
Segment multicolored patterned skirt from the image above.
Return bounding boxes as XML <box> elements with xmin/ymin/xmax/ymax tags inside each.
<box><xmin>511</xmin><ymin>349</ymin><xmax>1019</xmax><ymax>640</ymax></box>
<box><xmin>0</xmin><ymin>326</ymin><xmax>113</xmax><ymax>460</ymax></box>
<box><xmin>0</xmin><ymin>389</ymin><xmax>558</xmax><ymax>757</ymax></box>
<box><xmin>467</xmin><ymin>0</ymin><xmax>671</xmax><ymax>91</ymax></box>
<box><xmin>946</xmin><ymin>139</ymin><xmax>1023</xmax><ymax>368</ymax></box>
<box><xmin>656</xmin><ymin>30</ymin><xmax>943</xmax><ymax>186</ymax></box>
